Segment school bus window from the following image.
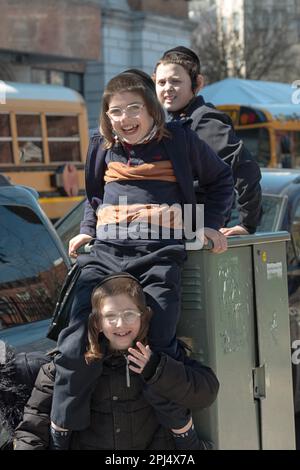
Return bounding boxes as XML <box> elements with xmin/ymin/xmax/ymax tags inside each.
<box><xmin>16</xmin><ymin>114</ymin><xmax>44</xmax><ymax>163</ymax></box>
<box><xmin>0</xmin><ymin>114</ymin><xmax>11</xmax><ymax>137</ymax></box>
<box><xmin>46</xmin><ymin>115</ymin><xmax>81</xmax><ymax>163</ymax></box>
<box><xmin>19</xmin><ymin>141</ymin><xmax>43</xmax><ymax>163</ymax></box>
<box><xmin>48</xmin><ymin>141</ymin><xmax>81</xmax><ymax>163</ymax></box>
<box><xmin>0</xmin><ymin>114</ymin><xmax>13</xmax><ymax>163</ymax></box>
<box><xmin>239</xmin><ymin>107</ymin><xmax>267</xmax><ymax>125</ymax></box>
<box><xmin>0</xmin><ymin>143</ymin><xmax>13</xmax><ymax>164</ymax></box>
<box><xmin>236</xmin><ymin>128</ymin><xmax>271</xmax><ymax>167</ymax></box>
<box><xmin>46</xmin><ymin>116</ymin><xmax>79</xmax><ymax>138</ymax></box>
<box><xmin>16</xmin><ymin>115</ymin><xmax>42</xmax><ymax>138</ymax></box>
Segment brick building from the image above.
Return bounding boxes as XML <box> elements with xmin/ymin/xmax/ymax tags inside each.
<box><xmin>0</xmin><ymin>0</ymin><xmax>194</xmax><ymax>127</ymax></box>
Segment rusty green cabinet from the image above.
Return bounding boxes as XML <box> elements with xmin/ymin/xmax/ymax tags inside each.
<box><xmin>178</xmin><ymin>232</ymin><xmax>295</xmax><ymax>450</ymax></box>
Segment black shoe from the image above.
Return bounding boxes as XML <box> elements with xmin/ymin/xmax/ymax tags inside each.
<box><xmin>49</xmin><ymin>427</ymin><xmax>72</xmax><ymax>450</ymax></box>
<box><xmin>172</xmin><ymin>424</ymin><xmax>200</xmax><ymax>450</ymax></box>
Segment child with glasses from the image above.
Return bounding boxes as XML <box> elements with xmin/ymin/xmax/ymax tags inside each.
<box><xmin>14</xmin><ymin>274</ymin><xmax>219</xmax><ymax>450</ymax></box>
<box><xmin>106</xmin><ymin>102</ymin><xmax>145</xmax><ymax>120</ymax></box>
<box><xmin>50</xmin><ymin>69</ymin><xmax>233</xmax><ymax>446</ymax></box>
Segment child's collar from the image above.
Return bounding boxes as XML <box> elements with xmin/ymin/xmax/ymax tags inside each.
<box><xmin>115</xmin><ymin>124</ymin><xmax>158</xmax><ymax>146</ymax></box>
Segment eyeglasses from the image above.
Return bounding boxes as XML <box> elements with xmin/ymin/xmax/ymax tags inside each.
<box><xmin>102</xmin><ymin>310</ymin><xmax>142</xmax><ymax>326</ymax></box>
<box><xmin>106</xmin><ymin>103</ymin><xmax>145</xmax><ymax>121</ymax></box>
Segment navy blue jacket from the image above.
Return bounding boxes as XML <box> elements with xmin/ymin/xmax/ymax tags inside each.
<box><xmin>80</xmin><ymin>121</ymin><xmax>234</xmax><ymax>237</ymax></box>
<box><xmin>169</xmin><ymin>96</ymin><xmax>262</xmax><ymax>233</ymax></box>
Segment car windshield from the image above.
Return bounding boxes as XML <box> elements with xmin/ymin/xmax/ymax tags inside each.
<box><xmin>228</xmin><ymin>194</ymin><xmax>286</xmax><ymax>232</ymax></box>
<box><xmin>0</xmin><ymin>204</ymin><xmax>68</xmax><ymax>331</ymax></box>
<box><xmin>55</xmin><ymin>200</ymin><xmax>85</xmax><ymax>253</ymax></box>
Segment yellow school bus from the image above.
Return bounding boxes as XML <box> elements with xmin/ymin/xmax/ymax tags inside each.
<box><xmin>0</xmin><ymin>81</ymin><xmax>89</xmax><ymax>220</ymax></box>
<box><xmin>217</xmin><ymin>104</ymin><xmax>300</xmax><ymax>168</ymax></box>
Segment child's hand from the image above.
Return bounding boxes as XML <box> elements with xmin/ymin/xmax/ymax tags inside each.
<box><xmin>127</xmin><ymin>342</ymin><xmax>152</xmax><ymax>374</ymax></box>
<box><xmin>219</xmin><ymin>225</ymin><xmax>249</xmax><ymax>236</ymax></box>
<box><xmin>68</xmin><ymin>234</ymin><xmax>93</xmax><ymax>257</ymax></box>
<box><xmin>204</xmin><ymin>227</ymin><xmax>228</xmax><ymax>253</ymax></box>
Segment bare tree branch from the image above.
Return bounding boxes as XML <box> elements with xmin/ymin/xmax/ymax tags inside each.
<box><xmin>191</xmin><ymin>7</ymin><xmax>298</xmax><ymax>83</ymax></box>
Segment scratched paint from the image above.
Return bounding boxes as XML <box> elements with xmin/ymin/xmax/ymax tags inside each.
<box><xmin>217</xmin><ymin>256</ymin><xmax>252</xmax><ymax>353</ymax></box>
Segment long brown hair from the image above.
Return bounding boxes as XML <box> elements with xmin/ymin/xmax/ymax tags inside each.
<box><xmin>85</xmin><ymin>274</ymin><xmax>152</xmax><ymax>364</ymax></box>
<box><xmin>99</xmin><ymin>70</ymin><xmax>170</xmax><ymax>149</ymax></box>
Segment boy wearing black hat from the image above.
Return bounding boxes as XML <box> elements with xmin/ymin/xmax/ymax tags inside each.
<box><xmin>154</xmin><ymin>46</ymin><xmax>262</xmax><ymax>236</ymax></box>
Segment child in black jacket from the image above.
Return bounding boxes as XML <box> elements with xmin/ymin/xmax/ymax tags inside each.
<box><xmin>50</xmin><ymin>69</ymin><xmax>233</xmax><ymax>441</ymax></box>
<box><xmin>12</xmin><ymin>274</ymin><xmax>218</xmax><ymax>450</ymax></box>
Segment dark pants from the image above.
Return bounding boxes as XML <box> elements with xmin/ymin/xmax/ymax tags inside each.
<box><xmin>51</xmin><ymin>240</ymin><xmax>186</xmax><ymax>429</ymax></box>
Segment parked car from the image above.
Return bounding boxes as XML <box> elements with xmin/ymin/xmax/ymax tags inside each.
<box><xmin>0</xmin><ymin>177</ymin><xmax>70</xmax><ymax>352</ymax></box>
<box><xmin>0</xmin><ymin>177</ymin><xmax>73</xmax><ymax>449</ymax></box>
<box><xmin>55</xmin><ymin>198</ymin><xmax>85</xmax><ymax>254</ymax></box>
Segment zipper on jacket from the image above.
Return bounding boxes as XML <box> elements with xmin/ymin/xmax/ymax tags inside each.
<box><xmin>124</xmin><ymin>354</ymin><xmax>131</xmax><ymax>388</ymax></box>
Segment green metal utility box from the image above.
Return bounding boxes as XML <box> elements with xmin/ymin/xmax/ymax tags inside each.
<box><xmin>178</xmin><ymin>232</ymin><xmax>295</xmax><ymax>450</ymax></box>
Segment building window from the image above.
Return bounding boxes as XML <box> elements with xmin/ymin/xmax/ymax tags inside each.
<box><xmin>31</xmin><ymin>68</ymin><xmax>84</xmax><ymax>95</ymax></box>
<box><xmin>31</xmin><ymin>69</ymin><xmax>47</xmax><ymax>84</ymax></box>
<box><xmin>66</xmin><ymin>73</ymin><xmax>83</xmax><ymax>94</ymax></box>
<box><xmin>50</xmin><ymin>70</ymin><xmax>65</xmax><ymax>86</ymax></box>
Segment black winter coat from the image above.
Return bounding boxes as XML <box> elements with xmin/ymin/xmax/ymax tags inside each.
<box><xmin>169</xmin><ymin>96</ymin><xmax>262</xmax><ymax>233</ymax></box>
<box><xmin>14</xmin><ymin>348</ymin><xmax>219</xmax><ymax>450</ymax></box>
